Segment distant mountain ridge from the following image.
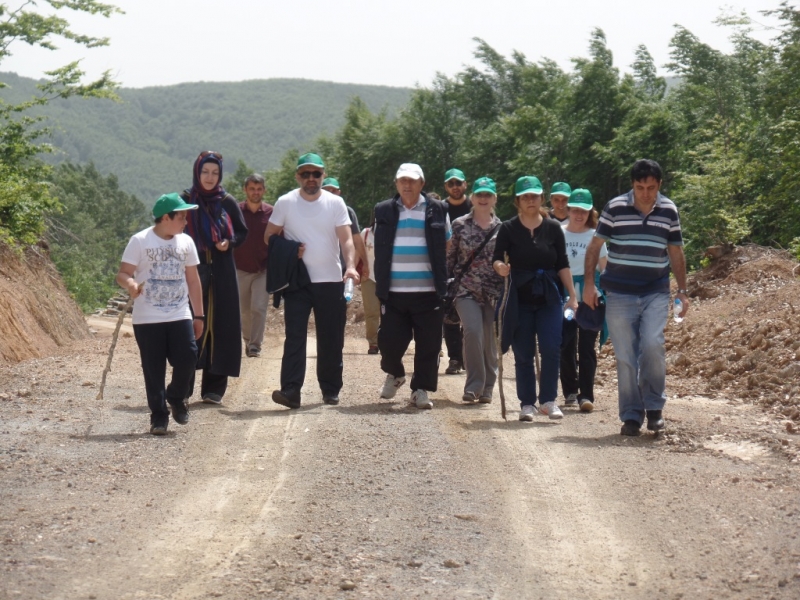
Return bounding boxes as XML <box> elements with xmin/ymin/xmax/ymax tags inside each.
<box><xmin>0</xmin><ymin>72</ymin><xmax>411</xmax><ymax>203</ymax></box>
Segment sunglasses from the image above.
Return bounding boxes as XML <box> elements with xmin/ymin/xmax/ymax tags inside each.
<box><xmin>299</xmin><ymin>170</ymin><xmax>324</xmax><ymax>180</ymax></box>
<box><xmin>445</xmin><ymin>180</ymin><xmax>465</xmax><ymax>187</ymax></box>
<box><xmin>199</xmin><ymin>150</ymin><xmax>223</xmax><ymax>161</ymax></box>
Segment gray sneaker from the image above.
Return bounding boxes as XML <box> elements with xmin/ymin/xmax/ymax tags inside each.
<box><xmin>564</xmin><ymin>393</ymin><xmax>579</xmax><ymax>407</ymax></box>
<box><xmin>412</xmin><ymin>389</ymin><xmax>433</xmax><ymax>409</ymax></box>
<box><xmin>380</xmin><ymin>374</ymin><xmax>406</xmax><ymax>399</ymax></box>
<box><xmin>462</xmin><ymin>391</ymin><xmax>479</xmax><ymax>403</ymax></box>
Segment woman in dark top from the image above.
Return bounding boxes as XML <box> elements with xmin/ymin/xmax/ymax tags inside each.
<box><xmin>182</xmin><ymin>151</ymin><xmax>248</xmax><ymax>405</ymax></box>
<box><xmin>492</xmin><ymin>176</ymin><xmax>578</xmax><ymax>422</ymax></box>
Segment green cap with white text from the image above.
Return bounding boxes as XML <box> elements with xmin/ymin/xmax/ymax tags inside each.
<box><xmin>567</xmin><ymin>188</ymin><xmax>594</xmax><ymax>210</ymax></box>
<box><xmin>297</xmin><ymin>152</ymin><xmax>325</xmax><ymax>170</ymax></box>
<box><xmin>444</xmin><ymin>168</ymin><xmax>466</xmax><ymax>182</ymax></box>
<box><xmin>152</xmin><ymin>193</ymin><xmax>198</xmax><ymax>219</ymax></box>
<box><xmin>472</xmin><ymin>177</ymin><xmax>496</xmax><ymax>194</ymax></box>
<box><xmin>550</xmin><ymin>181</ymin><xmax>571</xmax><ymax>197</ymax></box>
<box><xmin>322</xmin><ymin>177</ymin><xmax>340</xmax><ymax>189</ymax></box>
<box><xmin>514</xmin><ymin>176</ymin><xmax>544</xmax><ymax>196</ymax></box>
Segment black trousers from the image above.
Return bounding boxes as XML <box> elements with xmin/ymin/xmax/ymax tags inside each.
<box><xmin>379</xmin><ymin>292</ymin><xmax>443</xmax><ymax>392</ymax></box>
<box><xmin>133</xmin><ymin>320</ymin><xmax>197</xmax><ymax>424</ymax></box>
<box><xmin>560</xmin><ymin>319</ymin><xmax>599</xmax><ymax>401</ymax></box>
<box><xmin>281</xmin><ymin>282</ymin><xmax>345</xmax><ymax>396</ymax></box>
<box><xmin>443</xmin><ymin>321</ymin><xmax>463</xmax><ymax>362</ymax></box>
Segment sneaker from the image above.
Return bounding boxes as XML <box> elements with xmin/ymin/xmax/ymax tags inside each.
<box><xmin>380</xmin><ymin>374</ymin><xmax>406</xmax><ymax>399</ymax></box>
<box><xmin>519</xmin><ymin>405</ymin><xmax>536</xmax><ymax>422</ymax></box>
<box><xmin>150</xmin><ymin>420</ymin><xmax>168</xmax><ymax>436</ymax></box>
<box><xmin>412</xmin><ymin>389</ymin><xmax>433</xmax><ymax>409</ymax></box>
<box><xmin>564</xmin><ymin>393</ymin><xmax>579</xmax><ymax>407</ymax></box>
<box><xmin>170</xmin><ymin>400</ymin><xmax>189</xmax><ymax>425</ymax></box>
<box><xmin>462</xmin><ymin>391</ymin><xmax>479</xmax><ymax>403</ymax></box>
<box><xmin>478</xmin><ymin>395</ymin><xmax>493</xmax><ymax>404</ymax></box>
<box><xmin>445</xmin><ymin>359</ymin><xmax>463</xmax><ymax>374</ymax></box>
<box><xmin>322</xmin><ymin>393</ymin><xmax>339</xmax><ymax>406</ymax></box>
<box><xmin>620</xmin><ymin>420</ymin><xmax>642</xmax><ymax>436</ymax></box>
<box><xmin>248</xmin><ymin>347</ymin><xmax>261</xmax><ymax>358</ymax></box>
<box><xmin>368</xmin><ymin>345</ymin><xmax>379</xmax><ymax>355</ymax></box>
<box><xmin>271</xmin><ymin>389</ymin><xmax>301</xmax><ymax>409</ymax></box>
<box><xmin>539</xmin><ymin>401</ymin><xmax>564</xmax><ymax>420</ymax></box>
<box><xmin>201</xmin><ymin>393</ymin><xmax>222</xmax><ymax>405</ymax></box>
<box><xmin>579</xmin><ymin>398</ymin><xmax>594</xmax><ymax>413</ymax></box>
<box><xmin>646</xmin><ymin>410</ymin><xmax>665</xmax><ymax>431</ymax></box>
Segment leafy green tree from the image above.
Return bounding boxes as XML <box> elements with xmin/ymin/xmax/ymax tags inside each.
<box><xmin>0</xmin><ymin>0</ymin><xmax>121</xmax><ymax>247</ymax></box>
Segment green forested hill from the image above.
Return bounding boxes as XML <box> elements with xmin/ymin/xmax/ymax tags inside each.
<box><xmin>0</xmin><ymin>72</ymin><xmax>411</xmax><ymax>203</ymax></box>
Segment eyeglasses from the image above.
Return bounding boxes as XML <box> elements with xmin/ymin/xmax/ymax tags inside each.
<box><xmin>199</xmin><ymin>150</ymin><xmax>223</xmax><ymax>161</ymax></box>
<box><xmin>299</xmin><ymin>170</ymin><xmax>323</xmax><ymax>180</ymax></box>
<box><xmin>445</xmin><ymin>180</ymin><xmax>465</xmax><ymax>187</ymax></box>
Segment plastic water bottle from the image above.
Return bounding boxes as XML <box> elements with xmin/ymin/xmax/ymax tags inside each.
<box><xmin>344</xmin><ymin>278</ymin><xmax>354</xmax><ymax>303</ymax></box>
<box><xmin>673</xmin><ymin>298</ymin><xmax>683</xmax><ymax>323</ymax></box>
<box><xmin>564</xmin><ymin>307</ymin><xmax>575</xmax><ymax>321</ymax></box>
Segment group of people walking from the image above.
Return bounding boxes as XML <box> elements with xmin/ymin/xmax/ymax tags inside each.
<box><xmin>117</xmin><ymin>151</ymin><xmax>689</xmax><ymax>439</ymax></box>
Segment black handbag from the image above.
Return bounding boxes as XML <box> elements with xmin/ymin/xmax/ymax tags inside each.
<box><xmin>444</xmin><ymin>224</ymin><xmax>499</xmax><ymax>322</ymax></box>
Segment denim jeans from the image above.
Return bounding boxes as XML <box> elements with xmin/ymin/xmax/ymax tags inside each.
<box><xmin>604</xmin><ymin>291</ymin><xmax>669</xmax><ymax>424</ymax></box>
<box><xmin>512</xmin><ymin>301</ymin><xmax>563</xmax><ymax>407</ymax></box>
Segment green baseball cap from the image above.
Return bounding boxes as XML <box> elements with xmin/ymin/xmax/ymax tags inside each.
<box><xmin>567</xmin><ymin>188</ymin><xmax>594</xmax><ymax>210</ymax></box>
<box><xmin>297</xmin><ymin>152</ymin><xmax>325</xmax><ymax>170</ymax></box>
<box><xmin>514</xmin><ymin>176</ymin><xmax>544</xmax><ymax>196</ymax></box>
<box><xmin>472</xmin><ymin>176</ymin><xmax>496</xmax><ymax>194</ymax></box>
<box><xmin>550</xmin><ymin>182</ymin><xmax>571</xmax><ymax>197</ymax></box>
<box><xmin>322</xmin><ymin>177</ymin><xmax>340</xmax><ymax>189</ymax></box>
<box><xmin>444</xmin><ymin>168</ymin><xmax>466</xmax><ymax>182</ymax></box>
<box><xmin>152</xmin><ymin>193</ymin><xmax>198</xmax><ymax>219</ymax></box>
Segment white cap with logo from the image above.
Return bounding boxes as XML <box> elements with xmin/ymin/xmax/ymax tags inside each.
<box><xmin>395</xmin><ymin>163</ymin><xmax>424</xmax><ymax>181</ymax></box>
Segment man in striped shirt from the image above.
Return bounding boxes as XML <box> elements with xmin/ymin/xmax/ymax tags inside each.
<box><xmin>373</xmin><ymin>163</ymin><xmax>451</xmax><ymax>409</ymax></box>
<box><xmin>582</xmin><ymin>159</ymin><xmax>689</xmax><ymax>436</ymax></box>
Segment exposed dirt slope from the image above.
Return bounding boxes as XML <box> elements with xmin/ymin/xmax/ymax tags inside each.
<box><xmin>0</xmin><ymin>243</ymin><xmax>89</xmax><ymax>364</ymax></box>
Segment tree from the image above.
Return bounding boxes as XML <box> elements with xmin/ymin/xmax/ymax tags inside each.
<box><xmin>0</xmin><ymin>0</ymin><xmax>121</xmax><ymax>247</ymax></box>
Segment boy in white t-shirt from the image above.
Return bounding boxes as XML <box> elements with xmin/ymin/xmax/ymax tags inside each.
<box><xmin>116</xmin><ymin>193</ymin><xmax>204</xmax><ymax>435</ymax></box>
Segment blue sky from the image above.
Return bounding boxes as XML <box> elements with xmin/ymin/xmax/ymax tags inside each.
<box><xmin>3</xmin><ymin>0</ymin><xmax>781</xmax><ymax>89</ymax></box>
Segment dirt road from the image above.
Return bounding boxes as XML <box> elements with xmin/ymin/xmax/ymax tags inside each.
<box><xmin>2</xmin><ymin>321</ymin><xmax>799</xmax><ymax>599</ymax></box>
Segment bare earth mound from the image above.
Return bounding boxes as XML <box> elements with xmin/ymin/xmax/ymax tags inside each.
<box><xmin>0</xmin><ymin>243</ymin><xmax>89</xmax><ymax>364</ymax></box>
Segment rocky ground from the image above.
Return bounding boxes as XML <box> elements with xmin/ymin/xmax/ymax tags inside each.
<box><xmin>1</xmin><ymin>245</ymin><xmax>800</xmax><ymax>599</ymax></box>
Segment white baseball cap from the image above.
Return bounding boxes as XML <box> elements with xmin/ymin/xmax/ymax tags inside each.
<box><xmin>395</xmin><ymin>163</ymin><xmax>424</xmax><ymax>180</ymax></box>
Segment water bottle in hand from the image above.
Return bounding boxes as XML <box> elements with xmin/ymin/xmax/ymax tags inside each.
<box><xmin>564</xmin><ymin>307</ymin><xmax>575</xmax><ymax>321</ymax></box>
<box><xmin>344</xmin><ymin>278</ymin><xmax>354</xmax><ymax>303</ymax></box>
<box><xmin>673</xmin><ymin>298</ymin><xmax>683</xmax><ymax>323</ymax></box>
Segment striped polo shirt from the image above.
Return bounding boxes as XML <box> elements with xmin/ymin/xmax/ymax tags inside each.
<box><xmin>389</xmin><ymin>195</ymin><xmax>451</xmax><ymax>293</ymax></box>
<box><xmin>595</xmin><ymin>190</ymin><xmax>683</xmax><ymax>295</ymax></box>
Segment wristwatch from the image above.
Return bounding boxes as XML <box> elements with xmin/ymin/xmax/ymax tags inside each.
<box><xmin>193</xmin><ymin>315</ymin><xmax>206</xmax><ymax>321</ymax></box>
<box><xmin>677</xmin><ymin>289</ymin><xmax>688</xmax><ymax>295</ymax></box>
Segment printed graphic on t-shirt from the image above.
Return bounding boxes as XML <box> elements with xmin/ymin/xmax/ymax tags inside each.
<box><xmin>145</xmin><ymin>246</ymin><xmax>191</xmax><ymax>312</ymax></box>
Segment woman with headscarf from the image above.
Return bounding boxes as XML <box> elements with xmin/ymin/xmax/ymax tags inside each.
<box><xmin>492</xmin><ymin>176</ymin><xmax>578</xmax><ymax>422</ymax></box>
<box><xmin>181</xmin><ymin>151</ymin><xmax>248</xmax><ymax>405</ymax></box>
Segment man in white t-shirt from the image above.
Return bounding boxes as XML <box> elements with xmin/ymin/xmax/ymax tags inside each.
<box><xmin>116</xmin><ymin>193</ymin><xmax>204</xmax><ymax>435</ymax></box>
<box><xmin>263</xmin><ymin>153</ymin><xmax>359</xmax><ymax>408</ymax></box>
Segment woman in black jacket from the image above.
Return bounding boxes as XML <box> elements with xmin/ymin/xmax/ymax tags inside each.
<box><xmin>493</xmin><ymin>176</ymin><xmax>577</xmax><ymax>422</ymax></box>
<box><xmin>182</xmin><ymin>151</ymin><xmax>248</xmax><ymax>405</ymax></box>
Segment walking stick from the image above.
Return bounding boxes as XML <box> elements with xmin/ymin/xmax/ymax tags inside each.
<box><xmin>97</xmin><ymin>284</ymin><xmax>142</xmax><ymax>402</ymax></box>
<box><xmin>496</xmin><ymin>253</ymin><xmax>510</xmax><ymax>421</ymax></box>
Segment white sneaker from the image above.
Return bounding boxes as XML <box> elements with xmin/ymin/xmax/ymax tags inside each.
<box><xmin>519</xmin><ymin>405</ymin><xmax>536</xmax><ymax>421</ymax></box>
<box><xmin>380</xmin><ymin>374</ymin><xmax>406</xmax><ymax>399</ymax></box>
<box><xmin>539</xmin><ymin>401</ymin><xmax>563</xmax><ymax>420</ymax></box>
<box><xmin>564</xmin><ymin>393</ymin><xmax>579</xmax><ymax>407</ymax></box>
<box><xmin>412</xmin><ymin>389</ymin><xmax>433</xmax><ymax>409</ymax></box>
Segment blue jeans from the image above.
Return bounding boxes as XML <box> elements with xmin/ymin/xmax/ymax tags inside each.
<box><xmin>604</xmin><ymin>291</ymin><xmax>669</xmax><ymax>424</ymax></box>
<box><xmin>512</xmin><ymin>301</ymin><xmax>563</xmax><ymax>407</ymax></box>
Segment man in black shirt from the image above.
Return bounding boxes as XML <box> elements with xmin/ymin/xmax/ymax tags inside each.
<box><xmin>443</xmin><ymin>168</ymin><xmax>473</xmax><ymax>374</ymax></box>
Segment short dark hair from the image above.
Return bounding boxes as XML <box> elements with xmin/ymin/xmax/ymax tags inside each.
<box><xmin>244</xmin><ymin>173</ymin><xmax>266</xmax><ymax>187</ymax></box>
<box><xmin>154</xmin><ymin>211</ymin><xmax>177</xmax><ymax>223</ymax></box>
<box><xmin>631</xmin><ymin>159</ymin><xmax>663</xmax><ymax>183</ymax></box>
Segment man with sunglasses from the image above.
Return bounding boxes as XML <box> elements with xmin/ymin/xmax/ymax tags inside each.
<box><xmin>442</xmin><ymin>168</ymin><xmax>472</xmax><ymax>375</ymax></box>
<box><xmin>263</xmin><ymin>153</ymin><xmax>359</xmax><ymax>409</ymax></box>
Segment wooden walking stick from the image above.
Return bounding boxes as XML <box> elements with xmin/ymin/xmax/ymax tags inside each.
<box><xmin>97</xmin><ymin>283</ymin><xmax>143</xmax><ymax>402</ymax></box>
<box><xmin>496</xmin><ymin>253</ymin><xmax>510</xmax><ymax>421</ymax></box>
